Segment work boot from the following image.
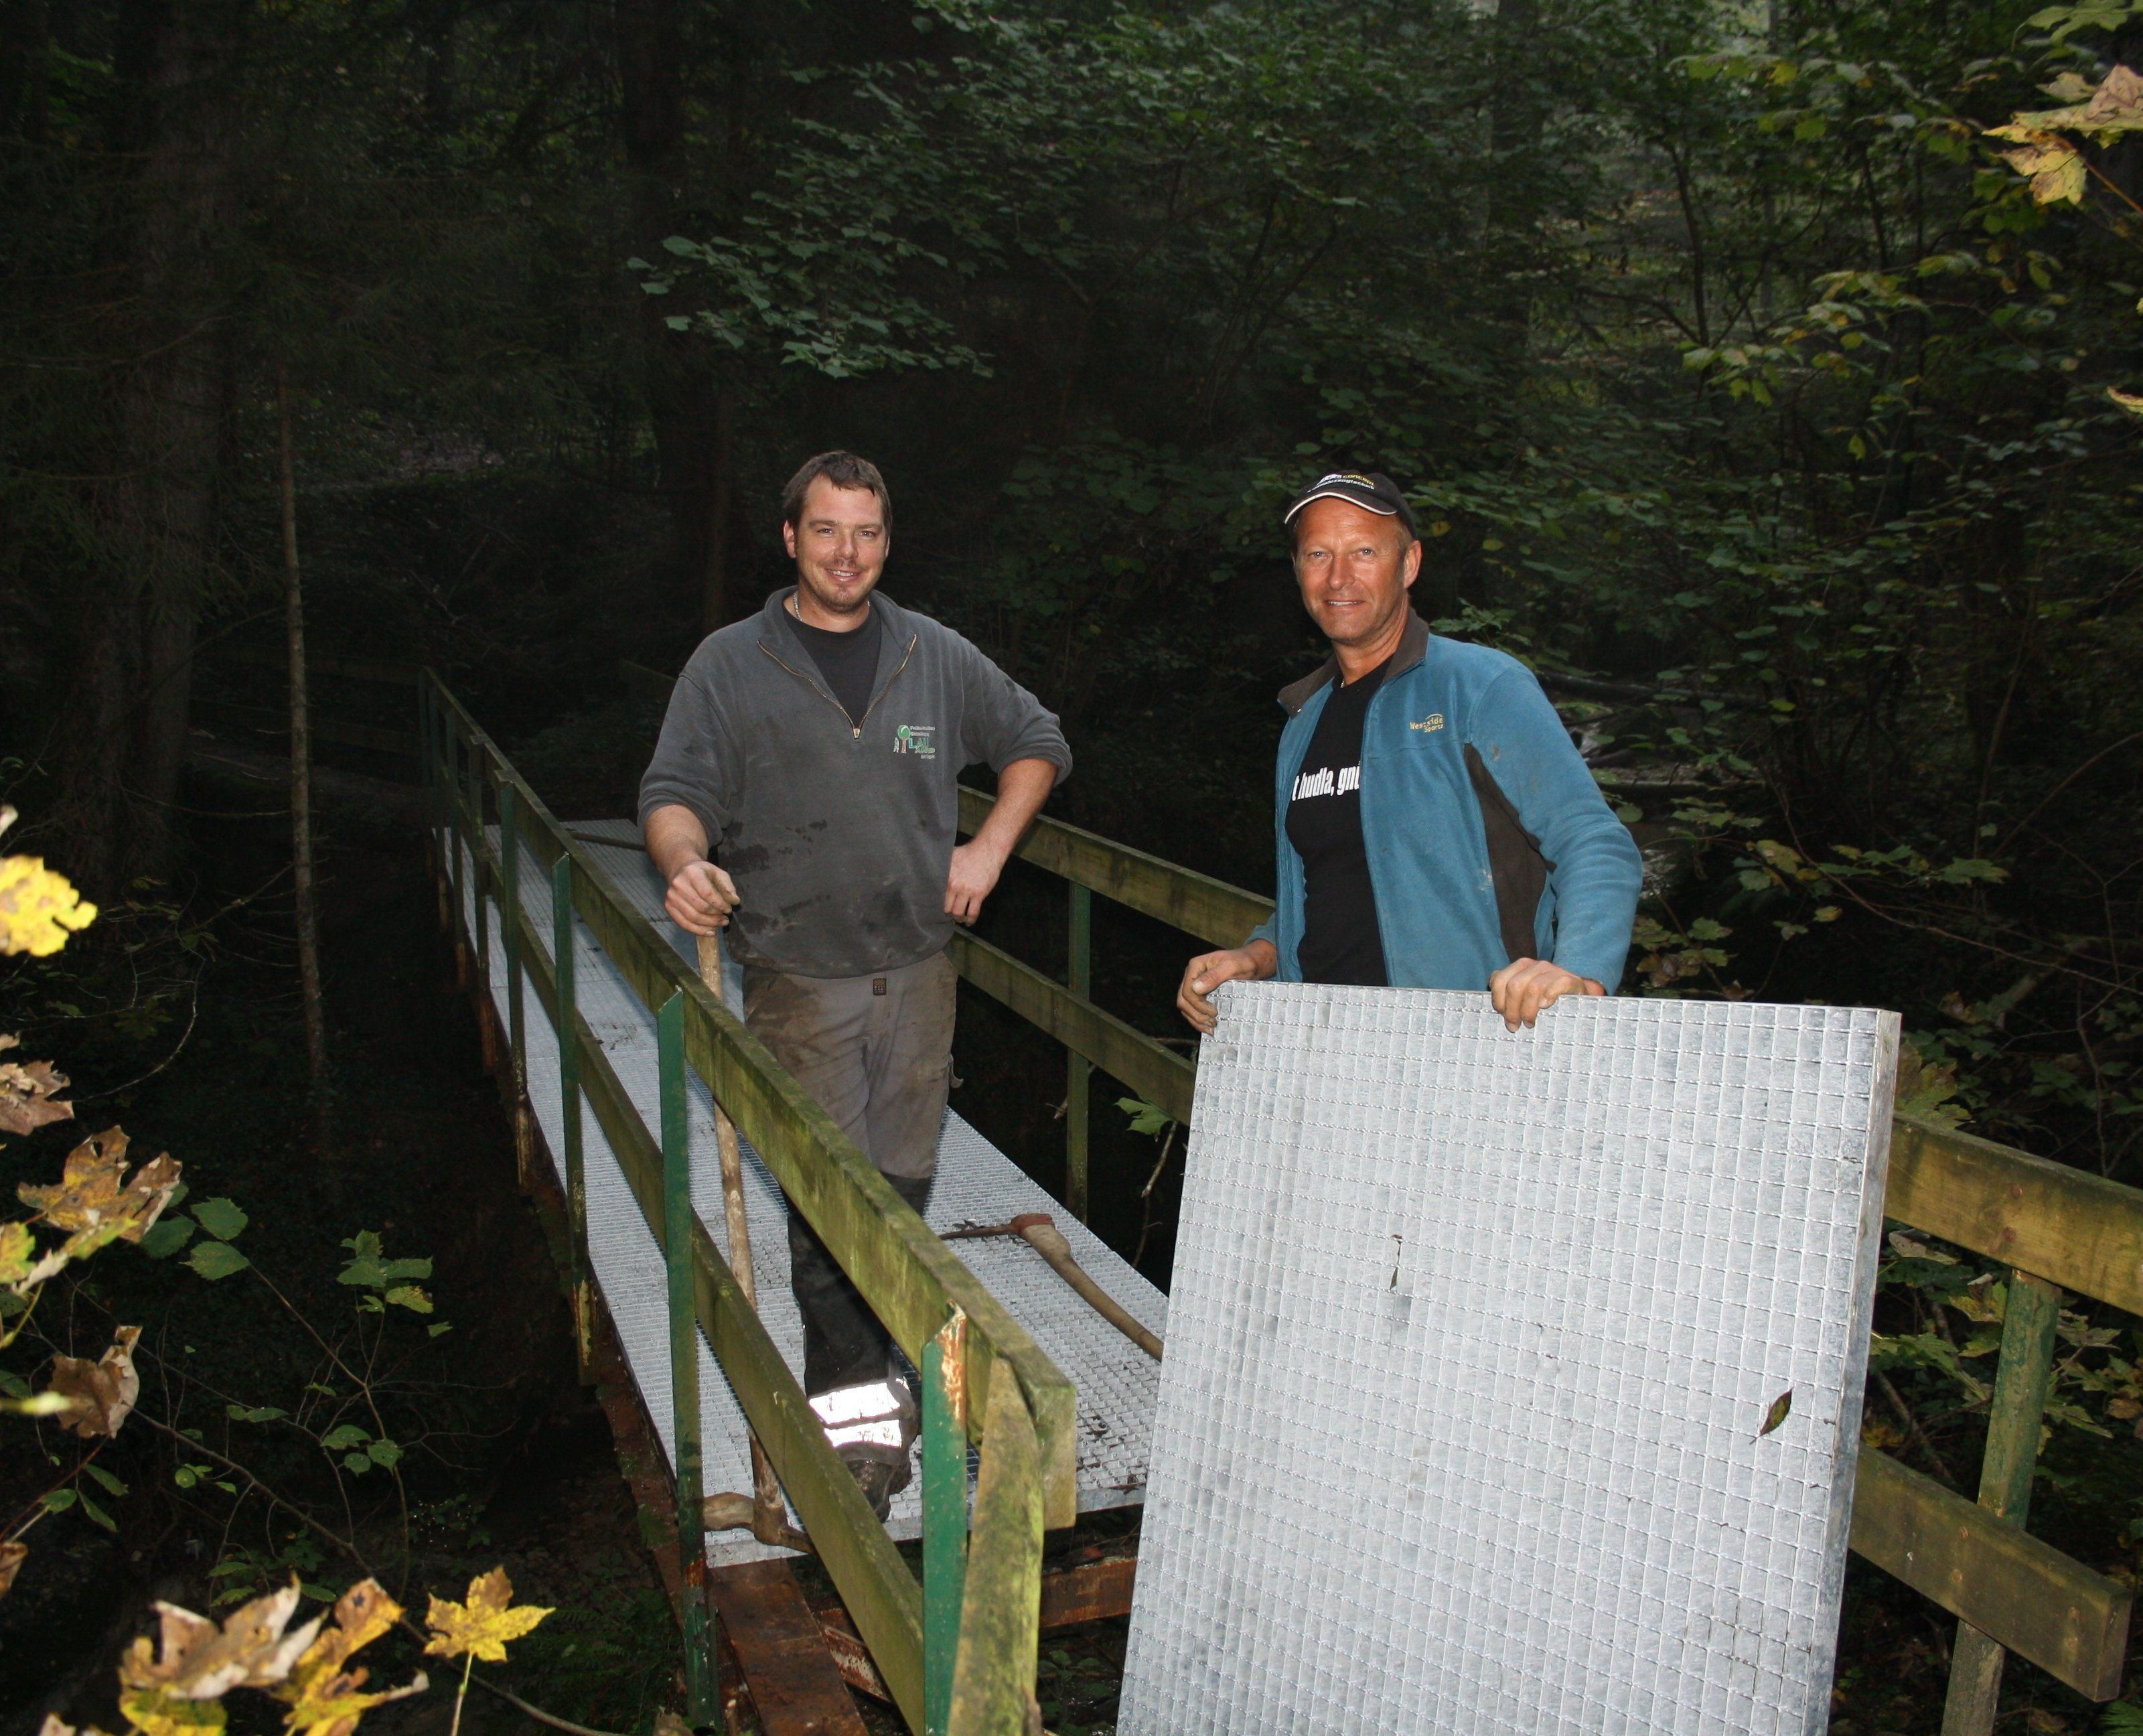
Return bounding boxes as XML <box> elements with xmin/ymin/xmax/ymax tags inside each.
<box><xmin>839</xmin><ymin>1448</ymin><xmax>912</xmax><ymax>1524</ymax></box>
<box><xmin>811</xmin><ymin>1376</ymin><xmax>917</xmax><ymax>1523</ymax></box>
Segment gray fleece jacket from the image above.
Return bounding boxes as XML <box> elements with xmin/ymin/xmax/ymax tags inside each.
<box><xmin>638</xmin><ymin>587</ymin><xmax>1072</xmax><ymax>978</ymax></box>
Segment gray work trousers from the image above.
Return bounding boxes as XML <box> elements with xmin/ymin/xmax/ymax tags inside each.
<box><xmin>743</xmin><ymin>951</ymin><xmax>956</xmax><ymax>1396</ymax></box>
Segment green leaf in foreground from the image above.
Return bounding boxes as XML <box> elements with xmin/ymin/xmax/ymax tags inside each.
<box><xmin>186</xmin><ymin>1240</ymin><xmax>250</xmax><ymax>1281</ymax></box>
<box><xmin>190</xmin><ymin>1197</ymin><xmax>248</xmax><ymax>1241</ymax></box>
<box><xmin>1116</xmin><ymin>1095</ymin><xmax>1175</xmax><ymax>1138</ymax></box>
<box><xmin>141</xmin><ymin>1215</ymin><xmax>195</xmax><ymax>1258</ymax></box>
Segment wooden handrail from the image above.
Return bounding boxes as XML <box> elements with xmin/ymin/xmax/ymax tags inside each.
<box><xmin>563</xmin><ymin>664</ymin><xmax>2143</xmax><ymax>1722</ymax></box>
<box><xmin>428</xmin><ymin>675</ymin><xmax>1078</xmax><ymax>1518</ymax></box>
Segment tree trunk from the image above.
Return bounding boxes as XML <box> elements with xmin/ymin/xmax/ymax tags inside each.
<box><xmin>0</xmin><ymin>0</ymin><xmax>50</xmax><ymax>141</ymax></box>
<box><xmin>48</xmin><ymin>0</ymin><xmax>234</xmax><ymax>895</ymax></box>
<box><xmin>278</xmin><ymin>363</ymin><xmax>327</xmax><ymax>1090</ymax></box>
<box><xmin>615</xmin><ymin>0</ymin><xmax>727</xmax><ymax>635</ymax></box>
<box><xmin>700</xmin><ymin>384</ymin><xmax>735</xmax><ymax>636</ymax></box>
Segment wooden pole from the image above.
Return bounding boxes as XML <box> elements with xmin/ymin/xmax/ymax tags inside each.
<box><xmin>1065</xmin><ymin>883</ymin><xmax>1091</xmax><ymax>1222</ymax></box>
<box><xmin>695</xmin><ymin>933</ymin><xmax>787</xmax><ymax>1546</ymax></box>
<box><xmin>555</xmin><ymin>857</ymin><xmax>595</xmax><ymax>1380</ymax></box>
<box><xmin>499</xmin><ymin>783</ymin><xmax>532</xmax><ymax>1190</ymax></box>
<box><xmin>276</xmin><ymin>362</ymin><xmax>327</xmax><ymax>1092</ymax></box>
<box><xmin>660</xmin><ymin>993</ymin><xmax>716</xmax><ymax>1722</ymax></box>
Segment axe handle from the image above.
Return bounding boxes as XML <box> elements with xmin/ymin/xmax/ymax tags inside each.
<box><xmin>1014</xmin><ymin>1216</ymin><xmax>1164</xmax><ymax>1362</ymax></box>
<box><xmin>696</xmin><ymin>934</ymin><xmax>788</xmax><ymax>1546</ymax></box>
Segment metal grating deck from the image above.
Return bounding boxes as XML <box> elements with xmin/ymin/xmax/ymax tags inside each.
<box><xmin>453</xmin><ymin>821</ymin><xmax>1167</xmax><ymax>1565</ymax></box>
<box><xmin>1119</xmin><ymin>984</ymin><xmax>1897</xmax><ymax>1736</ymax></box>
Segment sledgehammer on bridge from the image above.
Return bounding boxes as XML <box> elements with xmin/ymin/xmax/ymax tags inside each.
<box><xmin>944</xmin><ymin>1212</ymin><xmax>1164</xmax><ymax>1362</ymax></box>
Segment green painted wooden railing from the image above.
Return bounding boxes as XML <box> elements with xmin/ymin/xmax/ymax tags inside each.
<box><xmin>447</xmin><ymin>666</ymin><xmax>2140</xmax><ymax>1733</ymax></box>
<box><xmin>423</xmin><ymin>676</ymin><xmax>1057</xmax><ymax>1736</ymax></box>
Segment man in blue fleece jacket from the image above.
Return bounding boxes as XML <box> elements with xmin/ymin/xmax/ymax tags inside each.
<box><xmin>1177</xmin><ymin>470</ymin><xmax>1642</xmax><ymax>1035</ymax></box>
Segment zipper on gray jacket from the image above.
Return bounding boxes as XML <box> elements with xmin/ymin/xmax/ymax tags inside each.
<box><xmin>757</xmin><ymin>632</ymin><xmax>918</xmax><ymax>740</ymax></box>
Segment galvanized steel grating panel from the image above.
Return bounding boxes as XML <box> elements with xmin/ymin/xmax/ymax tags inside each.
<box><xmin>1120</xmin><ymin>983</ymin><xmax>1897</xmax><ymax>1736</ymax></box>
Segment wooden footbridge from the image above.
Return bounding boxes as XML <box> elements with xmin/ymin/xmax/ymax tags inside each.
<box><xmin>419</xmin><ymin>672</ymin><xmax>2138</xmax><ymax>1735</ymax></box>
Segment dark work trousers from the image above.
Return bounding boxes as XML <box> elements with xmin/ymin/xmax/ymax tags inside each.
<box><xmin>743</xmin><ymin>950</ymin><xmax>956</xmax><ymax>1397</ymax></box>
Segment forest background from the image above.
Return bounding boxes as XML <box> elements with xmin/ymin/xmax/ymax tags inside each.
<box><xmin>2</xmin><ymin>0</ymin><xmax>2142</xmax><ymax>1730</ymax></box>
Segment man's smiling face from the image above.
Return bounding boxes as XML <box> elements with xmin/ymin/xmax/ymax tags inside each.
<box><xmin>1291</xmin><ymin>497</ymin><xmax>1420</xmax><ymax>656</ymax></box>
<box><xmin>784</xmin><ymin>476</ymin><xmax>889</xmax><ymax>626</ymax></box>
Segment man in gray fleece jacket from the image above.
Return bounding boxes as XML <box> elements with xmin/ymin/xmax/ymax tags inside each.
<box><xmin>639</xmin><ymin>451</ymin><xmax>1069</xmax><ymax>1516</ymax></box>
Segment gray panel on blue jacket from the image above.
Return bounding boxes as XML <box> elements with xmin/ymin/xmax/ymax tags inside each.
<box><xmin>1119</xmin><ymin>983</ymin><xmax>1897</xmax><ymax>1736</ymax></box>
<box><xmin>460</xmin><ymin>823</ymin><xmax>1165</xmax><ymax>1563</ymax></box>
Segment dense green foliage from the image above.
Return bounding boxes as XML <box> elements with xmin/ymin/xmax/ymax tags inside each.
<box><xmin>7</xmin><ymin>0</ymin><xmax>2142</xmax><ymax>1173</ymax></box>
<box><xmin>3</xmin><ymin>0</ymin><xmax>2142</xmax><ymax>1725</ymax></box>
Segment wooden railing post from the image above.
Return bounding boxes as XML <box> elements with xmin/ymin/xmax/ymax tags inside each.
<box><xmin>498</xmin><ymin>782</ymin><xmax>533</xmax><ymax>1189</ymax></box>
<box><xmin>465</xmin><ymin>748</ymin><xmax>495</xmax><ymax>1070</ymax></box>
<box><xmin>660</xmin><ymin>992</ymin><xmax>717</xmax><ymax>1722</ymax></box>
<box><xmin>418</xmin><ymin>677</ymin><xmax>440</xmax><ymax>912</ymax></box>
<box><xmin>445</xmin><ymin>719</ymin><xmax>469</xmax><ymax>990</ymax></box>
<box><xmin>1065</xmin><ymin>884</ymin><xmax>1092</xmax><ymax>1223</ymax></box>
<box><xmin>948</xmin><ymin>1373</ymin><xmax>1043</xmax><ymax>1736</ymax></box>
<box><xmin>554</xmin><ymin>857</ymin><xmax>594</xmax><ymax>1381</ymax></box>
<box><xmin>1940</xmin><ymin>1270</ymin><xmax>2064</xmax><ymax>1736</ymax></box>
<box><xmin>924</xmin><ymin>1309</ymin><xmax>970</xmax><ymax>1735</ymax></box>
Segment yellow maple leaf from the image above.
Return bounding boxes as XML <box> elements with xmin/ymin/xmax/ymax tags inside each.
<box><xmin>275</xmin><ymin>1579</ymin><xmax>427</xmax><ymax>1736</ymax></box>
<box><xmin>117</xmin><ymin>1689</ymin><xmax>225</xmax><ymax>1736</ymax></box>
<box><xmin>422</xmin><ymin>1569</ymin><xmax>552</xmax><ymax>1664</ymax></box>
<box><xmin>0</xmin><ymin>856</ymin><xmax>97</xmax><ymax>956</ymax></box>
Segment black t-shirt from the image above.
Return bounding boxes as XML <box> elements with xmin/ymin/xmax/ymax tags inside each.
<box><xmin>784</xmin><ymin>599</ymin><xmax>883</xmax><ymax>725</ymax></box>
<box><xmin>1286</xmin><ymin>658</ymin><xmax>1390</xmax><ymax>987</ymax></box>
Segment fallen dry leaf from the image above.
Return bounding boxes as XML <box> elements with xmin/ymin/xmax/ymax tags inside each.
<box><xmin>48</xmin><ymin>1324</ymin><xmax>143</xmax><ymax>1439</ymax></box>
<box><xmin>19</xmin><ymin>1129</ymin><xmax>181</xmax><ymax>1247</ymax></box>
<box><xmin>422</xmin><ymin>1567</ymin><xmax>552</xmax><ymax>1663</ymax></box>
<box><xmin>119</xmin><ymin>1580</ymin><xmax>321</xmax><ymax>1700</ymax></box>
<box><xmin>0</xmin><ymin>1037</ymin><xmax>72</xmax><ymax>1137</ymax></box>
<box><xmin>0</xmin><ymin>1539</ymin><xmax>25</xmax><ymax>1603</ymax></box>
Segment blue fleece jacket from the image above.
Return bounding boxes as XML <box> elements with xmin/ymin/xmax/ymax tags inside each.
<box><xmin>1249</xmin><ymin>614</ymin><xmax>1643</xmax><ymax>992</ymax></box>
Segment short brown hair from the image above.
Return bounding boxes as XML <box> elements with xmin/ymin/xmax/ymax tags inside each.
<box><xmin>782</xmin><ymin>451</ymin><xmax>892</xmax><ymax>534</ymax></box>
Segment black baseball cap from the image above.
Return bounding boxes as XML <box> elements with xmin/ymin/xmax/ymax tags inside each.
<box><xmin>1282</xmin><ymin>470</ymin><xmax>1420</xmax><ymax>537</ymax></box>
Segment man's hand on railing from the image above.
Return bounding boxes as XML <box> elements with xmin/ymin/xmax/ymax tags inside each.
<box><xmin>1177</xmin><ymin>940</ymin><xmax>1278</xmax><ymax>1033</ymax></box>
<box><xmin>945</xmin><ymin>837</ymin><xmax>1010</xmax><ymax>926</ymax></box>
<box><xmin>946</xmin><ymin>756</ymin><xmax>1060</xmax><ymax>926</ymax></box>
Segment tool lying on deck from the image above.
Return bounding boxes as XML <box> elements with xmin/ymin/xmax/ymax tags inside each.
<box><xmin>695</xmin><ymin>934</ymin><xmax>805</xmax><ymax>1552</ymax></box>
<box><xmin>944</xmin><ymin>1213</ymin><xmax>1164</xmax><ymax>1362</ymax></box>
